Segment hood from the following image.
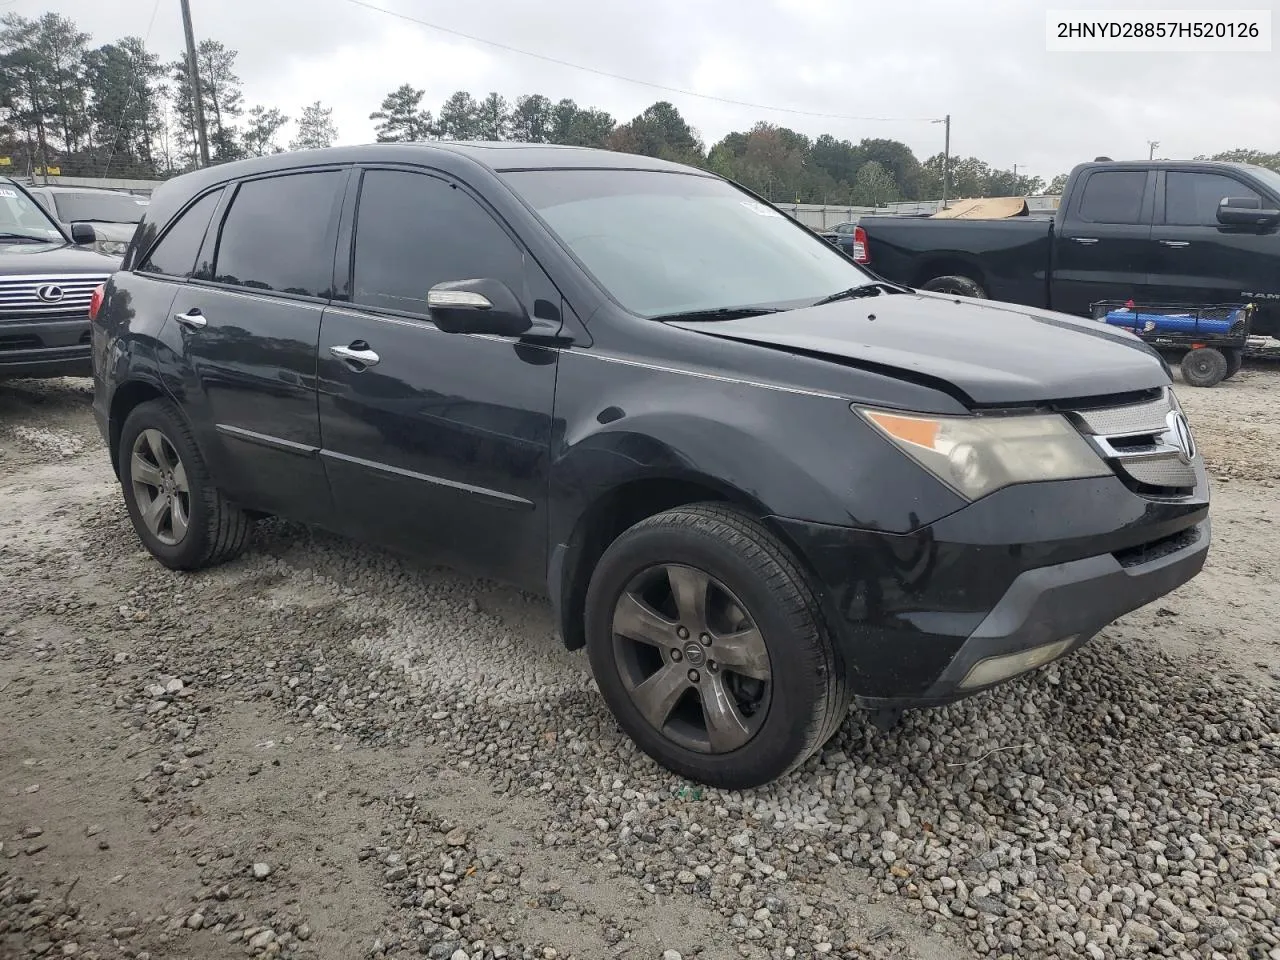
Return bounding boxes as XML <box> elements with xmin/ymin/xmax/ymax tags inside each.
<box><xmin>669</xmin><ymin>291</ymin><xmax>1169</xmax><ymax>406</ymax></box>
<box><xmin>0</xmin><ymin>240</ymin><xmax>119</xmax><ymax>273</ymax></box>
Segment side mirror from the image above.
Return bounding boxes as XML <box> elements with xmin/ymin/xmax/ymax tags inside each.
<box><xmin>70</xmin><ymin>222</ymin><xmax>97</xmax><ymax>245</ymax></box>
<box><xmin>1216</xmin><ymin>196</ymin><xmax>1280</xmax><ymax>227</ymax></box>
<box><xmin>426</xmin><ymin>278</ymin><xmax>532</xmax><ymax>337</ymax></box>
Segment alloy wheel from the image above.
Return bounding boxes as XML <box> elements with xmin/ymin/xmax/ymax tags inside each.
<box><xmin>130</xmin><ymin>428</ymin><xmax>191</xmax><ymax>546</ymax></box>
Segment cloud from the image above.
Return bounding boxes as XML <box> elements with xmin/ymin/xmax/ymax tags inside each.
<box><xmin>14</xmin><ymin>0</ymin><xmax>1278</xmax><ymax>178</ymax></box>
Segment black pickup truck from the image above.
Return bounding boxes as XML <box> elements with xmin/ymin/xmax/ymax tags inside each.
<box><xmin>854</xmin><ymin>160</ymin><xmax>1280</xmax><ymax>339</ymax></box>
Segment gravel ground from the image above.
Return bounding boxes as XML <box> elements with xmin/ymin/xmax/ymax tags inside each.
<box><xmin>2</xmin><ymin>366</ymin><xmax>1279</xmax><ymax>960</ymax></box>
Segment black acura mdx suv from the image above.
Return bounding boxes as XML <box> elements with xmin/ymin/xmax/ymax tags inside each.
<box><xmin>92</xmin><ymin>143</ymin><xmax>1210</xmax><ymax>787</ymax></box>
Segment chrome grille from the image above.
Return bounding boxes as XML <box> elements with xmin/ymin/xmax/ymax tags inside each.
<box><xmin>0</xmin><ymin>274</ymin><xmax>110</xmax><ymax>320</ymax></box>
<box><xmin>1067</xmin><ymin>387</ymin><xmax>1197</xmax><ymax>493</ymax></box>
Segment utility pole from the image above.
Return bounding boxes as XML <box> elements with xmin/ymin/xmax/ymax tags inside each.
<box><xmin>180</xmin><ymin>0</ymin><xmax>211</xmax><ymax>167</ymax></box>
<box><xmin>934</xmin><ymin>114</ymin><xmax>951</xmax><ymax>209</ymax></box>
<box><xmin>1148</xmin><ymin>140</ymin><xmax>1159</xmax><ymax>160</ymax></box>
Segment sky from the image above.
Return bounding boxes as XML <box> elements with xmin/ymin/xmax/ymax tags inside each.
<box><xmin>9</xmin><ymin>0</ymin><xmax>1279</xmax><ymax>181</ymax></box>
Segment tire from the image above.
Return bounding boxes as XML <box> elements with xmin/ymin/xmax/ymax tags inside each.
<box><xmin>118</xmin><ymin>399</ymin><xmax>252</xmax><ymax>570</ymax></box>
<box><xmin>1180</xmin><ymin>347</ymin><xmax>1228</xmax><ymax>388</ymax></box>
<box><xmin>584</xmin><ymin>502</ymin><xmax>852</xmax><ymax>789</ymax></box>
<box><xmin>919</xmin><ymin>275</ymin><xmax>987</xmax><ymax>299</ymax></box>
<box><xmin>1223</xmin><ymin>348</ymin><xmax>1244</xmax><ymax>380</ymax></box>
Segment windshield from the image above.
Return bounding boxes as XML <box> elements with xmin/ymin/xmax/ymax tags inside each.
<box><xmin>1245</xmin><ymin>165</ymin><xmax>1280</xmax><ymax>200</ymax></box>
<box><xmin>0</xmin><ymin>184</ymin><xmax>65</xmax><ymax>241</ymax></box>
<box><xmin>53</xmin><ymin>191</ymin><xmax>149</xmax><ymax>224</ymax></box>
<box><xmin>501</xmin><ymin>169</ymin><xmax>873</xmax><ymax>317</ymax></box>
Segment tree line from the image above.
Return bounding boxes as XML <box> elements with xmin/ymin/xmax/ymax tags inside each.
<box><xmin>3</xmin><ymin>12</ymin><xmax>1277</xmax><ymax>204</ymax></box>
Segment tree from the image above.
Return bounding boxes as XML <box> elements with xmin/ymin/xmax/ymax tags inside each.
<box><xmin>370</xmin><ymin>83</ymin><xmax>433</xmax><ymax>142</ymax></box>
<box><xmin>474</xmin><ymin>91</ymin><xmax>510</xmax><ymax>141</ymax></box>
<box><xmin>290</xmin><ymin>101</ymin><xmax>337</xmax><ymax>150</ymax></box>
<box><xmin>437</xmin><ymin>90</ymin><xmax>479</xmax><ymax>140</ymax></box>
<box><xmin>0</xmin><ymin>13</ymin><xmax>90</xmax><ymax>172</ymax></box>
<box><xmin>1046</xmin><ymin>173</ymin><xmax>1069</xmax><ymax>195</ymax></box>
<box><xmin>851</xmin><ymin>160</ymin><xmax>898</xmax><ymax>206</ymax></box>
<box><xmin>241</xmin><ymin>104</ymin><xmax>288</xmax><ymax>156</ymax></box>
<box><xmin>510</xmin><ymin>94</ymin><xmax>552</xmax><ymax>142</ymax></box>
<box><xmin>195</xmin><ymin>40</ymin><xmax>243</xmax><ymax>161</ymax></box>
<box><xmin>609</xmin><ymin>101</ymin><xmax>702</xmax><ymax>163</ymax></box>
<box><xmin>83</xmin><ymin>36</ymin><xmax>164</xmax><ymax>175</ymax></box>
<box><xmin>1205</xmin><ymin>149</ymin><xmax>1280</xmax><ymax>173</ymax></box>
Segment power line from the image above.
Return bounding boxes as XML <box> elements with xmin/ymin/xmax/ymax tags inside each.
<box><xmin>343</xmin><ymin>0</ymin><xmax>938</xmax><ymax>124</ymax></box>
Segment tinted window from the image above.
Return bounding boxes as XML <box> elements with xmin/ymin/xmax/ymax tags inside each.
<box><xmin>1166</xmin><ymin>172</ymin><xmax>1261</xmax><ymax>226</ymax></box>
<box><xmin>53</xmin><ymin>191</ymin><xmax>149</xmax><ymax>224</ymax></box>
<box><xmin>501</xmin><ymin>169</ymin><xmax>874</xmax><ymax>317</ymax></box>
<box><xmin>138</xmin><ymin>189</ymin><xmax>222</xmax><ymax>278</ymax></box>
<box><xmin>351</xmin><ymin>170</ymin><xmax>524</xmax><ymax>315</ymax></box>
<box><xmin>213</xmin><ymin>171</ymin><xmax>342</xmax><ymax>297</ymax></box>
<box><xmin>1077</xmin><ymin>171</ymin><xmax>1147</xmax><ymax>224</ymax></box>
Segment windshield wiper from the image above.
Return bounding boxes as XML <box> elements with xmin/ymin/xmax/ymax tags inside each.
<box><xmin>811</xmin><ymin>281</ymin><xmax>906</xmax><ymax>306</ymax></box>
<box><xmin>648</xmin><ymin>306</ymin><xmax>783</xmax><ymax>323</ymax></box>
<box><xmin>0</xmin><ymin>232</ymin><xmax>51</xmax><ymax>243</ymax></box>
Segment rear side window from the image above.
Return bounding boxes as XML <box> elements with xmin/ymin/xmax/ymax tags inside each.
<box><xmin>1077</xmin><ymin>171</ymin><xmax>1147</xmax><ymax>224</ymax></box>
<box><xmin>1165</xmin><ymin>172</ymin><xmax>1262</xmax><ymax>226</ymax></box>
<box><xmin>350</xmin><ymin>169</ymin><xmax>524</xmax><ymax>316</ymax></box>
<box><xmin>213</xmin><ymin>171</ymin><xmax>343</xmax><ymax>297</ymax></box>
<box><xmin>137</xmin><ymin>188</ymin><xmax>223</xmax><ymax>279</ymax></box>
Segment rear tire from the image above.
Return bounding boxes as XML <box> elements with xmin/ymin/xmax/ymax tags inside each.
<box><xmin>118</xmin><ymin>399</ymin><xmax>253</xmax><ymax>570</ymax></box>
<box><xmin>919</xmin><ymin>275</ymin><xmax>987</xmax><ymax>299</ymax></box>
<box><xmin>584</xmin><ymin>503</ymin><xmax>851</xmax><ymax>789</ymax></box>
<box><xmin>1180</xmin><ymin>347</ymin><xmax>1228</xmax><ymax>388</ymax></box>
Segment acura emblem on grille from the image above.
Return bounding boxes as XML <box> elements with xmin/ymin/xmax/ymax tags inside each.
<box><xmin>1165</xmin><ymin>410</ymin><xmax>1196</xmax><ymax>464</ymax></box>
<box><xmin>35</xmin><ymin>284</ymin><xmax>65</xmax><ymax>303</ymax></box>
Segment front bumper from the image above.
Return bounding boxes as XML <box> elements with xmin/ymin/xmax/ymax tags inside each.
<box><xmin>0</xmin><ymin>317</ymin><xmax>92</xmax><ymax>379</ymax></box>
<box><xmin>774</xmin><ymin>473</ymin><xmax>1210</xmax><ymax>708</ymax></box>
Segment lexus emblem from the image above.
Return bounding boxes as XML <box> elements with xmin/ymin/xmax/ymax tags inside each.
<box><xmin>1165</xmin><ymin>410</ymin><xmax>1196</xmax><ymax>464</ymax></box>
<box><xmin>35</xmin><ymin>284</ymin><xmax>65</xmax><ymax>303</ymax></box>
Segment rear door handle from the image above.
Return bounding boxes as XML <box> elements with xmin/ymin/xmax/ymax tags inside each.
<box><xmin>330</xmin><ymin>343</ymin><xmax>381</xmax><ymax>368</ymax></box>
<box><xmin>173</xmin><ymin>309</ymin><xmax>206</xmax><ymax>329</ymax></box>
<box><xmin>1159</xmin><ymin>240</ymin><xmax>1190</xmax><ymax>248</ymax></box>
<box><xmin>1071</xmin><ymin>237</ymin><xmax>1099</xmax><ymax>245</ymax></box>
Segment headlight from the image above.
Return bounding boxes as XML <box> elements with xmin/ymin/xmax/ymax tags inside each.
<box><xmin>95</xmin><ymin>239</ymin><xmax>128</xmax><ymax>257</ymax></box>
<box><xmin>858</xmin><ymin>407</ymin><xmax>1110</xmax><ymax>500</ymax></box>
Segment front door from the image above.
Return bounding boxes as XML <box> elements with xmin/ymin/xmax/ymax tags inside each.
<box><xmin>317</xmin><ymin>167</ymin><xmax>561</xmax><ymax>590</ymax></box>
<box><xmin>167</xmin><ymin>168</ymin><xmax>347</xmax><ymax>520</ymax></box>
<box><xmin>1051</xmin><ymin>167</ymin><xmax>1154</xmax><ymax>317</ymax></box>
<box><xmin>1149</xmin><ymin>168</ymin><xmax>1280</xmax><ymax>337</ymax></box>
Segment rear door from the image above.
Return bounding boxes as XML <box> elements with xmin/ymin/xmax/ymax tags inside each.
<box><xmin>1149</xmin><ymin>169</ymin><xmax>1280</xmax><ymax>321</ymax></box>
<box><xmin>1051</xmin><ymin>168</ymin><xmax>1155</xmax><ymax>316</ymax></box>
<box><xmin>166</xmin><ymin>167</ymin><xmax>347</xmax><ymax>521</ymax></box>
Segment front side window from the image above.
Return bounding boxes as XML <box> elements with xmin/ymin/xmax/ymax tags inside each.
<box><xmin>138</xmin><ymin>189</ymin><xmax>222</xmax><ymax>279</ymax></box>
<box><xmin>1165</xmin><ymin>172</ymin><xmax>1262</xmax><ymax>226</ymax></box>
<box><xmin>501</xmin><ymin>169</ymin><xmax>874</xmax><ymax>317</ymax></box>
<box><xmin>351</xmin><ymin>169</ymin><xmax>524</xmax><ymax>316</ymax></box>
<box><xmin>213</xmin><ymin>171</ymin><xmax>343</xmax><ymax>297</ymax></box>
<box><xmin>1076</xmin><ymin>171</ymin><xmax>1147</xmax><ymax>224</ymax></box>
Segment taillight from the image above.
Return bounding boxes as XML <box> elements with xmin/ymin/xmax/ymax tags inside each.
<box><xmin>852</xmin><ymin>225</ymin><xmax>869</xmax><ymax>264</ymax></box>
<box><xmin>88</xmin><ymin>283</ymin><xmax>105</xmax><ymax>322</ymax></box>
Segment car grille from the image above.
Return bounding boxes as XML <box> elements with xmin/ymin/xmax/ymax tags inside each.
<box><xmin>0</xmin><ymin>274</ymin><xmax>110</xmax><ymax>321</ymax></box>
<box><xmin>1066</xmin><ymin>387</ymin><xmax>1197</xmax><ymax>494</ymax></box>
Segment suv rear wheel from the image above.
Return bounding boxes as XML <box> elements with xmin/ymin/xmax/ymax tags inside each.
<box><xmin>584</xmin><ymin>503</ymin><xmax>851</xmax><ymax>788</ymax></box>
<box><xmin>118</xmin><ymin>399</ymin><xmax>252</xmax><ymax>570</ymax></box>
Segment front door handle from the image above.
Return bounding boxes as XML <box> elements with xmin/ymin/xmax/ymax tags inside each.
<box><xmin>330</xmin><ymin>343</ymin><xmax>381</xmax><ymax>368</ymax></box>
<box><xmin>173</xmin><ymin>309</ymin><xmax>206</xmax><ymax>329</ymax></box>
<box><xmin>1159</xmin><ymin>239</ymin><xmax>1190</xmax><ymax>248</ymax></box>
<box><xmin>1071</xmin><ymin>237</ymin><xmax>1099</xmax><ymax>245</ymax></box>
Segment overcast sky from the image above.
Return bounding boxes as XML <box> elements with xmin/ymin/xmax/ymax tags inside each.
<box><xmin>12</xmin><ymin>0</ymin><xmax>1279</xmax><ymax>180</ymax></box>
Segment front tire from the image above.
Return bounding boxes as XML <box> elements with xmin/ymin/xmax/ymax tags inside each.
<box><xmin>118</xmin><ymin>399</ymin><xmax>252</xmax><ymax>570</ymax></box>
<box><xmin>584</xmin><ymin>503</ymin><xmax>851</xmax><ymax>789</ymax></box>
<box><xmin>1180</xmin><ymin>347</ymin><xmax>1228</xmax><ymax>387</ymax></box>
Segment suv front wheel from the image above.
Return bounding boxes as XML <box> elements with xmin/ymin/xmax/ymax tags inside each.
<box><xmin>118</xmin><ymin>399</ymin><xmax>253</xmax><ymax>570</ymax></box>
<box><xmin>584</xmin><ymin>503</ymin><xmax>852</xmax><ymax>789</ymax></box>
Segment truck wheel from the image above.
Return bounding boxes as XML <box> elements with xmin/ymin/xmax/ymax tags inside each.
<box><xmin>584</xmin><ymin>503</ymin><xmax>851</xmax><ymax>789</ymax></box>
<box><xmin>118</xmin><ymin>399</ymin><xmax>253</xmax><ymax>570</ymax></box>
<box><xmin>1180</xmin><ymin>347</ymin><xmax>1228</xmax><ymax>388</ymax></box>
<box><xmin>919</xmin><ymin>275</ymin><xmax>987</xmax><ymax>299</ymax></box>
<box><xmin>1223</xmin><ymin>348</ymin><xmax>1244</xmax><ymax>380</ymax></box>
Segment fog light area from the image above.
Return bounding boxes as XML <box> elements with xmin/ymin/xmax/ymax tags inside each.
<box><xmin>958</xmin><ymin>635</ymin><xmax>1079</xmax><ymax>690</ymax></box>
